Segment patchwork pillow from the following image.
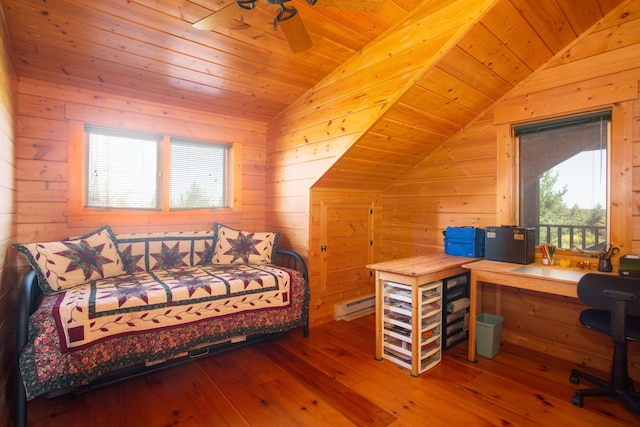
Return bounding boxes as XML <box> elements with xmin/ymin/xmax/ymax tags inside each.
<box><xmin>211</xmin><ymin>223</ymin><xmax>280</xmax><ymax>265</ymax></box>
<box><xmin>13</xmin><ymin>226</ymin><xmax>126</xmax><ymax>294</ymax></box>
<box><xmin>115</xmin><ymin>230</ymin><xmax>216</xmax><ymax>273</ymax></box>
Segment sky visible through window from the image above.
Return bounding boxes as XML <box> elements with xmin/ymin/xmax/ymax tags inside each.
<box><xmin>551</xmin><ymin>150</ymin><xmax>606</xmax><ymax>209</ymax></box>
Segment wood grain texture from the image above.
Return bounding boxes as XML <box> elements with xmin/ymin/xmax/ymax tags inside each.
<box><xmin>266</xmin><ymin>2</ymin><xmax>624</xmax><ymax>328</ymax></box>
<box><xmin>382</xmin><ymin>2</ymin><xmax>640</xmax><ymax>381</ymax></box>
<box><xmin>1</xmin><ymin>0</ymin><xmax>419</xmax><ymax>121</ymax></box>
<box><xmin>4</xmin><ymin>2</ymin><xmax>640</xmax><ymax>423</ymax></box>
<box><xmin>0</xmin><ymin>10</ymin><xmax>18</xmax><ymax>426</ymax></box>
<box><xmin>22</xmin><ymin>316</ymin><xmax>640</xmax><ymax>426</ymax></box>
<box><xmin>13</xmin><ymin>79</ymin><xmax>267</xmax><ymax>257</ymax></box>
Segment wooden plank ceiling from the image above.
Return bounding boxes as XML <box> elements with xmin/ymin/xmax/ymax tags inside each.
<box><xmin>1</xmin><ymin>0</ymin><xmax>424</xmax><ymax>120</ymax></box>
<box><xmin>1</xmin><ymin>0</ymin><xmax>628</xmax><ymax>190</ymax></box>
<box><xmin>313</xmin><ymin>0</ymin><xmax>628</xmax><ymax>189</ymax></box>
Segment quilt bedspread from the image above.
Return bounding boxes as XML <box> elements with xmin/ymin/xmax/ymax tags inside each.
<box><xmin>55</xmin><ymin>264</ymin><xmax>291</xmax><ymax>352</ymax></box>
<box><xmin>20</xmin><ymin>265</ymin><xmax>307</xmax><ymax>400</ymax></box>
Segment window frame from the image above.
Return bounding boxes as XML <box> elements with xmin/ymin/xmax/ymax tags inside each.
<box><xmin>169</xmin><ymin>137</ymin><xmax>231</xmax><ymax>210</ymax></box>
<box><xmin>84</xmin><ymin>126</ymin><xmax>164</xmax><ymax>211</ymax></box>
<box><xmin>514</xmin><ymin>111</ymin><xmax>611</xmax><ymax>249</ymax></box>
<box><xmin>68</xmin><ymin>121</ymin><xmax>242</xmax><ymax>227</ymax></box>
<box><xmin>496</xmin><ymin>103</ymin><xmax>632</xmax><ymax>256</ymax></box>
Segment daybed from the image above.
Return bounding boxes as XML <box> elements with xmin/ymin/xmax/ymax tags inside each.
<box><xmin>13</xmin><ymin>224</ymin><xmax>309</xmax><ymax>427</ymax></box>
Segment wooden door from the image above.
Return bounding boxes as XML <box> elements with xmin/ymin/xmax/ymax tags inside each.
<box><xmin>320</xmin><ymin>201</ymin><xmax>375</xmax><ymax>298</ymax></box>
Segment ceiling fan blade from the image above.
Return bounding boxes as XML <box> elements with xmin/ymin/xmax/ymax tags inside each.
<box><xmin>193</xmin><ymin>3</ymin><xmax>245</xmax><ymax>30</ymax></box>
<box><xmin>277</xmin><ymin>11</ymin><xmax>313</xmax><ymax>53</ymax></box>
<box><xmin>314</xmin><ymin>0</ymin><xmax>385</xmax><ymax>13</ymax></box>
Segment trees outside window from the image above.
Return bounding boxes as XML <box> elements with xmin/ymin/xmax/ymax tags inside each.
<box><xmin>517</xmin><ymin>111</ymin><xmax>610</xmax><ymax>250</ymax></box>
<box><xmin>85</xmin><ymin>127</ymin><xmax>230</xmax><ymax>211</ymax></box>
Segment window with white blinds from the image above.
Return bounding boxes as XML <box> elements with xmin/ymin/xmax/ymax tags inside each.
<box><xmin>170</xmin><ymin>138</ymin><xmax>228</xmax><ymax>209</ymax></box>
<box><xmin>85</xmin><ymin>127</ymin><xmax>230</xmax><ymax>210</ymax></box>
<box><xmin>85</xmin><ymin>128</ymin><xmax>161</xmax><ymax>209</ymax></box>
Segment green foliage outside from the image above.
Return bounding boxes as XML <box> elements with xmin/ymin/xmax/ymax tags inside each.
<box><xmin>172</xmin><ymin>182</ymin><xmax>213</xmax><ymax>208</ymax></box>
<box><xmin>539</xmin><ymin>170</ymin><xmax>606</xmax><ymax>249</ymax></box>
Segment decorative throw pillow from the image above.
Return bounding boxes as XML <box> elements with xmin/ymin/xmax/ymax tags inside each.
<box><xmin>211</xmin><ymin>223</ymin><xmax>280</xmax><ymax>265</ymax></box>
<box><xmin>115</xmin><ymin>230</ymin><xmax>216</xmax><ymax>273</ymax></box>
<box><xmin>13</xmin><ymin>226</ymin><xmax>126</xmax><ymax>294</ymax></box>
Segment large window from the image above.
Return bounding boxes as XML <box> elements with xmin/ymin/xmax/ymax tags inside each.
<box><xmin>515</xmin><ymin>111</ymin><xmax>611</xmax><ymax>250</ymax></box>
<box><xmin>85</xmin><ymin>127</ymin><xmax>230</xmax><ymax>211</ymax></box>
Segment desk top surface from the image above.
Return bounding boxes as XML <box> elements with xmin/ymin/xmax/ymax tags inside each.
<box><xmin>462</xmin><ymin>259</ymin><xmax>588</xmax><ymax>283</ymax></box>
<box><xmin>367</xmin><ymin>253</ymin><xmax>478</xmax><ymax>276</ymax></box>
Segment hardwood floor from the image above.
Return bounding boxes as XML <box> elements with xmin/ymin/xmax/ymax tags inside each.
<box><xmin>24</xmin><ymin>314</ymin><xmax>639</xmax><ymax>426</ymax></box>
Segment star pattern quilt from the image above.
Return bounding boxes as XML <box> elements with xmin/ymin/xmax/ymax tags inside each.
<box><xmin>54</xmin><ymin>264</ymin><xmax>291</xmax><ymax>352</ymax></box>
<box><xmin>19</xmin><ymin>264</ymin><xmax>306</xmax><ymax>400</ymax></box>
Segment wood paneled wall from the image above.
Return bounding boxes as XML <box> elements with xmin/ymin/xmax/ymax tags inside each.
<box><xmin>382</xmin><ymin>4</ymin><xmax>640</xmax><ymax>376</ymax></box>
<box><xmin>266</xmin><ymin>0</ymin><xmax>494</xmax><ymax>326</ymax></box>
<box><xmin>0</xmin><ymin>5</ymin><xmax>18</xmax><ymax>424</ymax></box>
<box><xmin>383</xmin><ymin>117</ymin><xmax>497</xmax><ymax>255</ymax></box>
<box><xmin>265</xmin><ymin>0</ymin><xmax>495</xmax><ymax>249</ymax></box>
<box><xmin>4</xmin><ymin>1</ymin><xmax>640</xmax><ymax>406</ymax></box>
<box><xmin>14</xmin><ymin>78</ymin><xmax>268</xmax><ymax>258</ymax></box>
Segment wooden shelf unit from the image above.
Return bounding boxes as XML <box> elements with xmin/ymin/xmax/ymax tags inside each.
<box><xmin>368</xmin><ymin>254</ymin><xmax>475</xmax><ymax>376</ymax></box>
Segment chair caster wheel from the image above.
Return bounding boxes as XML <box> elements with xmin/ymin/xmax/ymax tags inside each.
<box><xmin>569</xmin><ymin>374</ymin><xmax>580</xmax><ymax>385</ymax></box>
<box><xmin>571</xmin><ymin>394</ymin><xmax>583</xmax><ymax>407</ymax></box>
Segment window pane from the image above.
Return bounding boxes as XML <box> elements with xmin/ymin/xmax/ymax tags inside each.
<box><xmin>517</xmin><ymin>112</ymin><xmax>610</xmax><ymax>250</ymax></box>
<box><xmin>85</xmin><ymin>128</ymin><xmax>161</xmax><ymax>209</ymax></box>
<box><xmin>170</xmin><ymin>139</ymin><xmax>228</xmax><ymax>209</ymax></box>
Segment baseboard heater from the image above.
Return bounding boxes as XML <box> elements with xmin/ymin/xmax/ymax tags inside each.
<box><xmin>334</xmin><ymin>294</ymin><xmax>375</xmax><ymax>321</ymax></box>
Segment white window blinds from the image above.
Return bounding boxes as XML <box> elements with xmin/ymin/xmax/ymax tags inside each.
<box><xmin>169</xmin><ymin>138</ymin><xmax>229</xmax><ymax>209</ymax></box>
<box><xmin>85</xmin><ymin>128</ymin><xmax>161</xmax><ymax>209</ymax></box>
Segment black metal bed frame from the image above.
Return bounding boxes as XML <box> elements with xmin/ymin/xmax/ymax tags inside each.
<box><xmin>14</xmin><ymin>248</ymin><xmax>309</xmax><ymax>427</ymax></box>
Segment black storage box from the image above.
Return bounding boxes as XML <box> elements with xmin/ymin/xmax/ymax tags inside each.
<box><xmin>484</xmin><ymin>226</ymin><xmax>536</xmax><ymax>264</ymax></box>
<box><xmin>619</xmin><ymin>255</ymin><xmax>640</xmax><ymax>278</ymax></box>
<box><xmin>444</xmin><ymin>226</ymin><xmax>485</xmax><ymax>258</ymax></box>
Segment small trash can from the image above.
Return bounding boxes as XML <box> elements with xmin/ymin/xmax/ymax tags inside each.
<box><xmin>476</xmin><ymin>313</ymin><xmax>504</xmax><ymax>359</ymax></box>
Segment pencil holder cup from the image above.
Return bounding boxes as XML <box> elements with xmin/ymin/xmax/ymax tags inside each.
<box><xmin>597</xmin><ymin>258</ymin><xmax>612</xmax><ymax>272</ymax></box>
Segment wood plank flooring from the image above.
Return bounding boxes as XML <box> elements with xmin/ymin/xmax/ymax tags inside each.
<box><xmin>23</xmin><ymin>314</ymin><xmax>640</xmax><ymax>426</ymax></box>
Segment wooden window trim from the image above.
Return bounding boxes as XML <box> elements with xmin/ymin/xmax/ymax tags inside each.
<box><xmin>495</xmin><ymin>102</ymin><xmax>633</xmax><ymax>255</ymax></box>
<box><xmin>67</xmin><ymin>121</ymin><xmax>242</xmax><ymax>228</ymax></box>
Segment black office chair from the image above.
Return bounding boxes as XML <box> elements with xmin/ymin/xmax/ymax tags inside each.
<box><xmin>569</xmin><ymin>273</ymin><xmax>640</xmax><ymax>413</ymax></box>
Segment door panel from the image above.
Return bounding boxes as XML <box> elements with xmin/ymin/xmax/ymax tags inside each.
<box><xmin>320</xmin><ymin>202</ymin><xmax>374</xmax><ymax>297</ymax></box>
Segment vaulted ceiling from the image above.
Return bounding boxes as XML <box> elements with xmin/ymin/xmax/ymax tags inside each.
<box><xmin>287</xmin><ymin>0</ymin><xmax>629</xmax><ymax>189</ymax></box>
<box><xmin>1</xmin><ymin>0</ymin><xmax>426</xmax><ymax>121</ymax></box>
<box><xmin>1</xmin><ymin>0</ymin><xmax>629</xmax><ymax>190</ymax></box>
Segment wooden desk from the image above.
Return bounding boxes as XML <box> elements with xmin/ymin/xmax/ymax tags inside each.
<box><xmin>367</xmin><ymin>254</ymin><xmax>476</xmax><ymax>375</ymax></box>
<box><xmin>462</xmin><ymin>259</ymin><xmax>588</xmax><ymax>362</ymax></box>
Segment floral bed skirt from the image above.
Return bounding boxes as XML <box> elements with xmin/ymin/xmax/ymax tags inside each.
<box><xmin>20</xmin><ymin>265</ymin><xmax>307</xmax><ymax>400</ymax></box>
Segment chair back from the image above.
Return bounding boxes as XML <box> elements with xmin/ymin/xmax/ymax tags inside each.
<box><xmin>578</xmin><ymin>273</ymin><xmax>640</xmax><ymax>317</ymax></box>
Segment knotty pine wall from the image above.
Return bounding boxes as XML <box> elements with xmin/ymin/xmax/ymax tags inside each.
<box><xmin>266</xmin><ymin>0</ymin><xmax>494</xmax><ymax>326</ymax></box>
<box><xmin>382</xmin><ymin>6</ymin><xmax>640</xmax><ymax>376</ymax></box>
<box><xmin>4</xmin><ymin>2</ymin><xmax>640</xmax><ymax>408</ymax></box>
<box><xmin>0</xmin><ymin>7</ymin><xmax>17</xmax><ymax>423</ymax></box>
<box><xmin>14</xmin><ymin>77</ymin><xmax>269</xmax><ymax>261</ymax></box>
